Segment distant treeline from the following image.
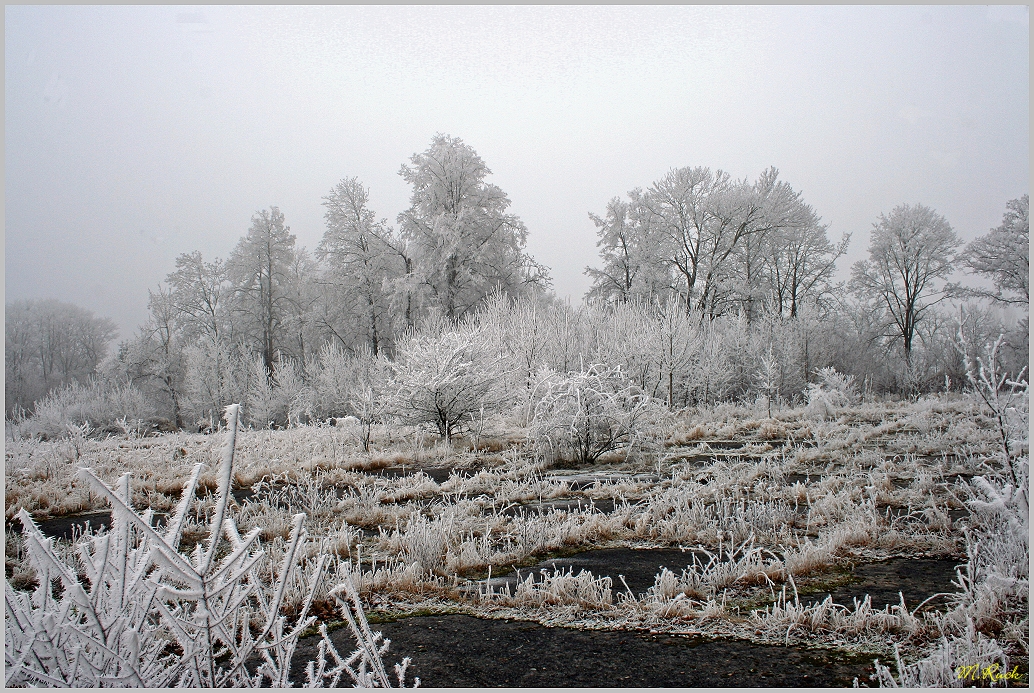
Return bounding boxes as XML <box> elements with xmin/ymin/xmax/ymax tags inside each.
<box><xmin>5</xmin><ymin>134</ymin><xmax>1028</xmax><ymax>435</ymax></box>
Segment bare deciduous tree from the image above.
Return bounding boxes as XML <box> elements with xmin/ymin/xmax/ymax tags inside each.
<box><xmin>850</xmin><ymin>203</ymin><xmax>961</xmax><ymax>392</ymax></box>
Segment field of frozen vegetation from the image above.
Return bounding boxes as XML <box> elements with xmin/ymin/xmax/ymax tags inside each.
<box><xmin>5</xmin><ymin>138</ymin><xmax>1028</xmax><ymax>687</ymax></box>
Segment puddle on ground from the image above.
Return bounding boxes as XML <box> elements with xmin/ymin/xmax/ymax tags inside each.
<box><xmin>806</xmin><ymin>557</ymin><xmax>961</xmax><ymax>611</ymax></box>
<box><xmin>477</xmin><ymin>547</ymin><xmax>703</xmax><ymax>596</ymax></box>
<box><xmin>293</xmin><ymin>614</ymin><xmax>874</xmax><ymax>687</ymax></box>
<box><xmin>23</xmin><ymin>510</ymin><xmax>169</xmax><ymax>541</ymax></box>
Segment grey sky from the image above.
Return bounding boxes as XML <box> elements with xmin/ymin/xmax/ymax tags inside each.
<box><xmin>5</xmin><ymin>5</ymin><xmax>1029</xmax><ymax>340</ymax></box>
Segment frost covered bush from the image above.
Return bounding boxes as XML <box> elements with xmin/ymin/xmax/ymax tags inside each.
<box><xmin>9</xmin><ymin>379</ymin><xmax>155</xmax><ymax>440</ymax></box>
<box><xmin>388</xmin><ymin>328</ymin><xmax>507</xmax><ymax>441</ymax></box>
<box><xmin>528</xmin><ymin>364</ymin><xmax>666</xmax><ymax>464</ymax></box>
<box><xmin>804</xmin><ymin>367</ymin><xmax>858</xmax><ymax>420</ymax></box>
<box><xmin>310</xmin><ymin>344</ymin><xmax>391</xmax><ymax>450</ymax></box>
<box><xmin>244</xmin><ymin>355</ymin><xmax>315</xmax><ymax>429</ymax></box>
<box><xmin>182</xmin><ymin>336</ymin><xmax>253</xmax><ymax>430</ymax></box>
<box><xmin>957</xmin><ymin>330</ymin><xmax>1029</xmax><ymax>472</ymax></box>
<box><xmin>4</xmin><ymin>404</ymin><xmax>415</xmax><ymax>688</ymax></box>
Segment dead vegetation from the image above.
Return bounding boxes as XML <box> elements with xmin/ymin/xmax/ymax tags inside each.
<box><xmin>5</xmin><ymin>394</ymin><xmax>1028</xmax><ymax>686</ymax></box>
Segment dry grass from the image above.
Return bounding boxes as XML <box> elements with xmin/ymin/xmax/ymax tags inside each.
<box><xmin>5</xmin><ymin>395</ymin><xmax>1025</xmax><ymax>672</ymax></box>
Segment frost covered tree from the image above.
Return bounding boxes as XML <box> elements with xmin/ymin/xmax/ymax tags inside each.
<box><xmin>723</xmin><ymin>167</ymin><xmax>838</xmax><ymax>321</ymax></box>
<box><xmin>398</xmin><ymin>134</ymin><xmax>551</xmax><ymax>321</ymax></box>
<box><xmin>113</xmin><ymin>287</ymin><xmax>187</xmax><ymax>428</ymax></box>
<box><xmin>228</xmin><ymin>207</ymin><xmax>299</xmax><ymax>372</ymax></box>
<box><xmin>318</xmin><ymin>177</ymin><xmax>407</xmax><ymax>356</ymax></box>
<box><xmin>961</xmin><ymin>195</ymin><xmax>1029</xmax><ymax>307</ymax></box>
<box><xmin>165</xmin><ymin>250</ymin><xmax>232</xmax><ymax>342</ymax></box>
<box><xmin>743</xmin><ymin>169</ymin><xmax>849</xmax><ymax>320</ymax></box>
<box><xmin>388</xmin><ymin>327</ymin><xmax>507</xmax><ymax>441</ymax></box>
<box><xmin>5</xmin><ymin>299</ymin><xmax>118</xmax><ymax>417</ymax></box>
<box><xmin>764</xmin><ymin>217</ymin><xmax>849</xmax><ymax>319</ymax></box>
<box><xmin>642</xmin><ymin>166</ymin><xmax>732</xmax><ymax>314</ymax></box>
<box><xmin>279</xmin><ymin>248</ymin><xmax>323</xmax><ymax>365</ymax></box>
<box><xmin>850</xmin><ymin>204</ymin><xmax>961</xmax><ymax>390</ymax></box>
<box><xmin>585</xmin><ymin>166</ymin><xmax>841</xmax><ymax>321</ymax></box>
<box><xmin>584</xmin><ymin>196</ymin><xmax>667</xmax><ymax>305</ymax></box>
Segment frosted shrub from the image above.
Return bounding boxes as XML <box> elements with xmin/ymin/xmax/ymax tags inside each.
<box><xmin>4</xmin><ymin>404</ymin><xmax>414</xmax><ymax>688</ymax></box>
<box><xmin>529</xmin><ymin>364</ymin><xmax>666</xmax><ymax>464</ymax></box>
<box><xmin>310</xmin><ymin>344</ymin><xmax>391</xmax><ymax>451</ymax></box>
<box><xmin>244</xmin><ymin>356</ymin><xmax>315</xmax><ymax>429</ymax></box>
<box><xmin>246</xmin><ymin>356</ymin><xmax>279</xmax><ymax>428</ymax></box>
<box><xmin>12</xmin><ymin>379</ymin><xmax>154</xmax><ymax>440</ymax></box>
<box><xmin>182</xmin><ymin>336</ymin><xmax>252</xmax><ymax>430</ymax></box>
<box><xmin>805</xmin><ymin>367</ymin><xmax>858</xmax><ymax>420</ymax></box>
<box><xmin>271</xmin><ymin>356</ymin><xmax>315</xmax><ymax>427</ymax></box>
<box><xmin>388</xmin><ymin>329</ymin><xmax>507</xmax><ymax>441</ymax></box>
<box><xmin>958</xmin><ymin>329</ymin><xmax>1029</xmax><ymax>480</ymax></box>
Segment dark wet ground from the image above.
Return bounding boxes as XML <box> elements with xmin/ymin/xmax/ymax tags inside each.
<box><xmin>294</xmin><ymin>614</ymin><xmax>876</xmax><ymax>687</ymax></box>
<box><xmin>478</xmin><ymin>548</ymin><xmax>962</xmax><ymax>613</ymax></box>
<box><xmin>35</xmin><ymin>511</ymin><xmax>115</xmax><ymax>540</ymax></box>
<box><xmin>543</xmin><ymin>472</ymin><xmax>661</xmax><ymax>492</ymax></box>
<box><xmin>786</xmin><ymin>472</ymin><xmax>820</xmax><ymax>485</ymax></box>
<box><xmin>376</xmin><ymin>466</ymin><xmax>456</xmax><ymax>484</ymax></box>
<box><xmin>480</xmin><ymin>547</ymin><xmax>704</xmax><ymax>595</ymax></box>
<box><xmin>28</xmin><ymin>510</ymin><xmax>171</xmax><ymax>540</ymax></box>
<box><xmin>809</xmin><ymin>558</ymin><xmax>961</xmax><ymax>611</ymax></box>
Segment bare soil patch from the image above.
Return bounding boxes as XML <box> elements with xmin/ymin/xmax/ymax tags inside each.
<box><xmin>808</xmin><ymin>557</ymin><xmax>961</xmax><ymax>612</ymax></box>
<box><xmin>295</xmin><ymin>614</ymin><xmax>876</xmax><ymax>687</ymax></box>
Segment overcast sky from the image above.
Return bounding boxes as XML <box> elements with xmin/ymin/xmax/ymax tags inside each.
<box><xmin>6</xmin><ymin>5</ymin><xmax>1029</xmax><ymax>340</ymax></box>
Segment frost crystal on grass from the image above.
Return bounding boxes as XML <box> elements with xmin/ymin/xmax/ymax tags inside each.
<box><xmin>4</xmin><ymin>404</ymin><xmax>415</xmax><ymax>688</ymax></box>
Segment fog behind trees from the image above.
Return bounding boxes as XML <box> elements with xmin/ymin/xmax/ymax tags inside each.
<box><xmin>5</xmin><ymin>6</ymin><xmax>1028</xmax><ymax>431</ymax></box>
<box><xmin>5</xmin><ymin>6</ymin><xmax>1028</xmax><ymax>338</ymax></box>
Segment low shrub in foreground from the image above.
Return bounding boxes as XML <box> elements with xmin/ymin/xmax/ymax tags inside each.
<box><xmin>4</xmin><ymin>404</ymin><xmax>417</xmax><ymax>688</ymax></box>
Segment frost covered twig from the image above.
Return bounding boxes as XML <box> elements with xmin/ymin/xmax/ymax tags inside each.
<box><xmin>4</xmin><ymin>403</ymin><xmax>415</xmax><ymax>688</ymax></box>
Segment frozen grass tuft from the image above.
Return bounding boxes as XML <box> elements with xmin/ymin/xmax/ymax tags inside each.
<box><xmin>4</xmin><ymin>404</ymin><xmax>415</xmax><ymax>688</ymax></box>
